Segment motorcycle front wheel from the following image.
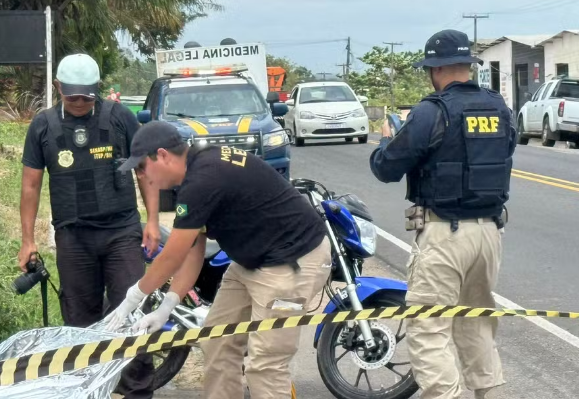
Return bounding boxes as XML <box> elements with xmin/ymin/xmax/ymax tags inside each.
<box><xmin>141</xmin><ymin>294</ymin><xmax>192</xmax><ymax>391</ymax></box>
<box><xmin>316</xmin><ymin>291</ymin><xmax>418</xmax><ymax>399</ymax></box>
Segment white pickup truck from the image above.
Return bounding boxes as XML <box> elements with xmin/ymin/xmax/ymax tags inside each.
<box><xmin>517</xmin><ymin>77</ymin><xmax>579</xmax><ymax>147</ymax></box>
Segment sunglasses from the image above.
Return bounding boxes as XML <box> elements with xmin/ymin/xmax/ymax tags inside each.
<box><xmin>64</xmin><ymin>95</ymin><xmax>95</xmax><ymax>103</ymax></box>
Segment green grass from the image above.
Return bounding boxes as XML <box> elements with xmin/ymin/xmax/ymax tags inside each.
<box><xmin>0</xmin><ymin>122</ymin><xmax>29</xmax><ymax>147</ymax></box>
<box><xmin>0</xmin><ymin>234</ymin><xmax>62</xmax><ymax>341</ymax></box>
<box><xmin>0</xmin><ymin>122</ymin><xmax>62</xmax><ymax>341</ymax></box>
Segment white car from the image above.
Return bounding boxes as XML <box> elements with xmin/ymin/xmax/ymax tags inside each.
<box><xmin>283</xmin><ymin>81</ymin><xmax>370</xmax><ymax>146</ymax></box>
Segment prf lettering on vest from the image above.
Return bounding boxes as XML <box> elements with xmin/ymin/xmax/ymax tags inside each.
<box><xmin>89</xmin><ymin>146</ymin><xmax>114</xmax><ymax>160</ymax></box>
<box><xmin>220</xmin><ymin>146</ymin><xmax>247</xmax><ymax>167</ymax></box>
<box><xmin>466</xmin><ymin>116</ymin><xmax>500</xmax><ymax>134</ymax></box>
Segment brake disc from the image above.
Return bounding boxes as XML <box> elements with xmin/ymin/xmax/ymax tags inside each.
<box><xmin>349</xmin><ymin>321</ymin><xmax>397</xmax><ymax>370</ymax></box>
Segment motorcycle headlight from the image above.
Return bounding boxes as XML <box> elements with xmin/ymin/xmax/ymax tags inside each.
<box><xmin>353</xmin><ymin>215</ymin><xmax>376</xmax><ymax>256</ymax></box>
<box><xmin>263</xmin><ymin>131</ymin><xmax>289</xmax><ymax>148</ymax></box>
<box><xmin>300</xmin><ymin>111</ymin><xmax>315</xmax><ymax>120</ymax></box>
<box><xmin>352</xmin><ymin>108</ymin><xmax>366</xmax><ymax>118</ymax></box>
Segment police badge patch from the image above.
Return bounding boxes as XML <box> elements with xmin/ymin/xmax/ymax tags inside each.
<box><xmin>73</xmin><ymin>126</ymin><xmax>89</xmax><ymax>147</ymax></box>
<box><xmin>58</xmin><ymin>150</ymin><xmax>74</xmax><ymax>168</ymax></box>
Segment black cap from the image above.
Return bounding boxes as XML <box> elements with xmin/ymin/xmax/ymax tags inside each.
<box><xmin>118</xmin><ymin>121</ymin><xmax>184</xmax><ymax>172</ymax></box>
<box><xmin>413</xmin><ymin>29</ymin><xmax>483</xmax><ymax>68</ymax></box>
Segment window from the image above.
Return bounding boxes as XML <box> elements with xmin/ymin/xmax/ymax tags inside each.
<box><xmin>541</xmin><ymin>82</ymin><xmax>554</xmax><ymax>101</ymax></box>
<box><xmin>298</xmin><ymin>85</ymin><xmax>357</xmax><ymax>104</ymax></box>
<box><xmin>532</xmin><ymin>84</ymin><xmax>546</xmax><ymax>102</ymax></box>
<box><xmin>490</xmin><ymin>61</ymin><xmax>500</xmax><ymax>91</ymax></box>
<box><xmin>163</xmin><ymin>83</ymin><xmax>267</xmax><ymax>118</ymax></box>
<box><xmin>554</xmin><ymin>80</ymin><xmax>579</xmax><ymax>98</ymax></box>
<box><xmin>291</xmin><ymin>87</ymin><xmax>299</xmax><ymax>101</ymax></box>
<box><xmin>556</xmin><ymin>63</ymin><xmax>569</xmax><ymax>77</ymax></box>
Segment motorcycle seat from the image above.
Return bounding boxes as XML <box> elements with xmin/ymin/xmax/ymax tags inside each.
<box><xmin>205</xmin><ymin>239</ymin><xmax>222</xmax><ymax>259</ymax></box>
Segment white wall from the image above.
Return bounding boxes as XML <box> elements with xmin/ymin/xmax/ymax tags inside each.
<box><xmin>477</xmin><ymin>40</ymin><xmax>514</xmax><ymax>109</ymax></box>
<box><xmin>543</xmin><ymin>32</ymin><xmax>579</xmax><ymax>79</ymax></box>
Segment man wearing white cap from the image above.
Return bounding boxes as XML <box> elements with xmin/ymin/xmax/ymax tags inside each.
<box><xmin>18</xmin><ymin>53</ymin><xmax>158</xmax><ymax>398</ymax></box>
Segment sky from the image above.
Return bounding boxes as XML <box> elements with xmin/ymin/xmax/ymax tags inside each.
<box><xmin>124</xmin><ymin>0</ymin><xmax>579</xmax><ymax>75</ymax></box>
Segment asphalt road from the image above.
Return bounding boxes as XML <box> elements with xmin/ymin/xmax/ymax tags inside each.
<box><xmin>284</xmin><ymin>134</ymin><xmax>579</xmax><ymax>399</ymax></box>
<box><xmin>154</xmin><ymin>135</ymin><xmax>579</xmax><ymax>399</ymax></box>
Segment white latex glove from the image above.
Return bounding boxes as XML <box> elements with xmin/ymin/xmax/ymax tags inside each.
<box><xmin>104</xmin><ymin>282</ymin><xmax>147</xmax><ymax>331</ymax></box>
<box><xmin>132</xmin><ymin>291</ymin><xmax>180</xmax><ymax>333</ymax></box>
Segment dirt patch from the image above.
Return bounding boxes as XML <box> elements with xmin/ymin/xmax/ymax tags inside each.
<box><xmin>171</xmin><ymin>347</ymin><xmax>205</xmax><ymax>389</ymax></box>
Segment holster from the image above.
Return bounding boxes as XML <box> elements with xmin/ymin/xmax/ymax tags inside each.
<box><xmin>405</xmin><ymin>205</ymin><xmax>425</xmax><ymax>231</ymax></box>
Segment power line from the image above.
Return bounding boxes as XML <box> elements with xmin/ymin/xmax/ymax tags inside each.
<box><xmin>264</xmin><ymin>38</ymin><xmax>347</xmax><ymax>48</ymax></box>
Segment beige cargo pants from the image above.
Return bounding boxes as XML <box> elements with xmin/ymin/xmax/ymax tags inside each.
<box><xmin>199</xmin><ymin>237</ymin><xmax>331</xmax><ymax>399</ymax></box>
<box><xmin>405</xmin><ymin>210</ymin><xmax>505</xmax><ymax>399</ymax></box>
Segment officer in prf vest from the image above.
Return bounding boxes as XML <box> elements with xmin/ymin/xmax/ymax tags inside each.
<box><xmin>369</xmin><ymin>30</ymin><xmax>516</xmax><ymax>399</ymax></box>
<box><xmin>18</xmin><ymin>54</ymin><xmax>159</xmax><ymax>398</ymax></box>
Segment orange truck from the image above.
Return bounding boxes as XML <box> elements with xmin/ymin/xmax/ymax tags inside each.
<box><xmin>267</xmin><ymin>66</ymin><xmax>289</xmax><ymax>102</ymax></box>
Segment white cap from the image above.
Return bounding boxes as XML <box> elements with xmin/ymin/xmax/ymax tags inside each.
<box><xmin>56</xmin><ymin>54</ymin><xmax>100</xmax><ymax>98</ymax></box>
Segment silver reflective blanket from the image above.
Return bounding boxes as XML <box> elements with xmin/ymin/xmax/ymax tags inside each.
<box><xmin>0</xmin><ymin>311</ymin><xmax>145</xmax><ymax>399</ymax></box>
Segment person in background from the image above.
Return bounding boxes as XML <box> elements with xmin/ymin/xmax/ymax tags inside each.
<box><xmin>18</xmin><ymin>53</ymin><xmax>159</xmax><ymax>399</ymax></box>
<box><xmin>369</xmin><ymin>29</ymin><xmax>516</xmax><ymax>399</ymax></box>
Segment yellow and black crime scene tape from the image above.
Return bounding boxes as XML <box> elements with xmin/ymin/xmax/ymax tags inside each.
<box><xmin>1</xmin><ymin>304</ymin><xmax>578</xmax><ymax>386</ymax></box>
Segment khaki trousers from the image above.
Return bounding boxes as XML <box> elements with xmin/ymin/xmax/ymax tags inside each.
<box><xmin>405</xmin><ymin>213</ymin><xmax>505</xmax><ymax>399</ymax></box>
<box><xmin>199</xmin><ymin>237</ymin><xmax>331</xmax><ymax>399</ymax></box>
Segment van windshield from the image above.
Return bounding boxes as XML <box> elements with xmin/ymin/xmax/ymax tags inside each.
<box><xmin>163</xmin><ymin>83</ymin><xmax>267</xmax><ymax>118</ymax></box>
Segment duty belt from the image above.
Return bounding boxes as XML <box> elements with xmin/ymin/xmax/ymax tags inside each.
<box><xmin>405</xmin><ymin>206</ymin><xmax>507</xmax><ymax>232</ymax></box>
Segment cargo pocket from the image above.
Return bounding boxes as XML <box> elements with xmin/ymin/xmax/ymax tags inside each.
<box><xmin>468</xmin><ymin>164</ymin><xmax>506</xmax><ymax>191</ymax></box>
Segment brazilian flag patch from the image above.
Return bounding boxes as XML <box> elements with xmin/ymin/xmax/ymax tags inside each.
<box><xmin>176</xmin><ymin>204</ymin><xmax>188</xmax><ymax>217</ymax></box>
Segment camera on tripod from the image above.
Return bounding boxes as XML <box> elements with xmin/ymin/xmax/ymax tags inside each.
<box><xmin>12</xmin><ymin>253</ymin><xmax>50</xmax><ymax>295</ymax></box>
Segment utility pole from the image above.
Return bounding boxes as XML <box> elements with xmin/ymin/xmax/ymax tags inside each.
<box><xmin>383</xmin><ymin>41</ymin><xmax>403</xmax><ymax>111</ymax></box>
<box><xmin>317</xmin><ymin>72</ymin><xmax>332</xmax><ymax>81</ymax></box>
<box><xmin>336</xmin><ymin>63</ymin><xmax>347</xmax><ymax>78</ymax></box>
<box><xmin>345</xmin><ymin>36</ymin><xmax>351</xmax><ymax>80</ymax></box>
<box><xmin>463</xmin><ymin>13</ymin><xmax>489</xmax><ymax>83</ymax></box>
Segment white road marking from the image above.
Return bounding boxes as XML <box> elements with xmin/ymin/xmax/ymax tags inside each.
<box><xmin>375</xmin><ymin>224</ymin><xmax>579</xmax><ymax>350</ymax></box>
<box><xmin>375</xmin><ymin>225</ymin><xmax>412</xmax><ymax>252</ymax></box>
<box><xmin>310</xmin><ymin>185</ymin><xmax>579</xmax><ymax>349</ymax></box>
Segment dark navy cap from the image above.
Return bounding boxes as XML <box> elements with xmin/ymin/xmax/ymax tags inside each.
<box><xmin>413</xmin><ymin>29</ymin><xmax>483</xmax><ymax>68</ymax></box>
<box><xmin>118</xmin><ymin>121</ymin><xmax>184</xmax><ymax>172</ymax></box>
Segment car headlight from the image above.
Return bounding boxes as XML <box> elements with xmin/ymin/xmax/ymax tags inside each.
<box><xmin>352</xmin><ymin>108</ymin><xmax>366</xmax><ymax>118</ymax></box>
<box><xmin>300</xmin><ymin>111</ymin><xmax>315</xmax><ymax>120</ymax></box>
<box><xmin>263</xmin><ymin>131</ymin><xmax>289</xmax><ymax>148</ymax></box>
<box><xmin>353</xmin><ymin>215</ymin><xmax>377</xmax><ymax>256</ymax></box>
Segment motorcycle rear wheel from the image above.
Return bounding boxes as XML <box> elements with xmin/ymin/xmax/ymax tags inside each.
<box><xmin>316</xmin><ymin>292</ymin><xmax>418</xmax><ymax>399</ymax></box>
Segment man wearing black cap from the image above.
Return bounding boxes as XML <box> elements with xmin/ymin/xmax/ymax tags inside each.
<box><xmin>105</xmin><ymin>121</ymin><xmax>331</xmax><ymax>398</ymax></box>
<box><xmin>19</xmin><ymin>53</ymin><xmax>156</xmax><ymax>398</ymax></box>
<box><xmin>369</xmin><ymin>30</ymin><xmax>516</xmax><ymax>399</ymax></box>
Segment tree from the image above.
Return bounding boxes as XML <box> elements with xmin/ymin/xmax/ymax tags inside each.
<box><xmin>0</xmin><ymin>0</ymin><xmax>222</xmax><ymax>97</ymax></box>
<box><xmin>101</xmin><ymin>49</ymin><xmax>158</xmax><ymax>96</ymax></box>
<box><xmin>266</xmin><ymin>55</ymin><xmax>315</xmax><ymax>91</ymax></box>
<box><xmin>347</xmin><ymin>46</ymin><xmax>432</xmax><ymax>108</ymax></box>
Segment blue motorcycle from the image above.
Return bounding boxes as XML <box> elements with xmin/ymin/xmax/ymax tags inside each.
<box><xmin>292</xmin><ymin>178</ymin><xmax>418</xmax><ymax>399</ymax></box>
<box><xmin>139</xmin><ymin>177</ymin><xmax>418</xmax><ymax>398</ymax></box>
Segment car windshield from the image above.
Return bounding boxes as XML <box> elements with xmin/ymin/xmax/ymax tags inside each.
<box><xmin>162</xmin><ymin>83</ymin><xmax>267</xmax><ymax>118</ymax></box>
<box><xmin>299</xmin><ymin>85</ymin><xmax>357</xmax><ymax>104</ymax></box>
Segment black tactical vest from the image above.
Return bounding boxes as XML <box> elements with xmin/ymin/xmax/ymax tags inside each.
<box><xmin>43</xmin><ymin>101</ymin><xmax>137</xmax><ymax>224</ymax></box>
<box><xmin>407</xmin><ymin>83</ymin><xmax>514</xmax><ymax>220</ymax></box>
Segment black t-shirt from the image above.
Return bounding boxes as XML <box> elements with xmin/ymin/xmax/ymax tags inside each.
<box><xmin>21</xmin><ymin>100</ymin><xmax>141</xmax><ymax>229</ymax></box>
<box><xmin>173</xmin><ymin>146</ymin><xmax>327</xmax><ymax>269</ymax></box>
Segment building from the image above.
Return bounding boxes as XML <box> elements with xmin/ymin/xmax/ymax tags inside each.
<box><xmin>536</xmin><ymin>30</ymin><xmax>579</xmax><ymax>79</ymax></box>
<box><xmin>476</xmin><ymin>35</ymin><xmax>552</xmax><ymax>113</ymax></box>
